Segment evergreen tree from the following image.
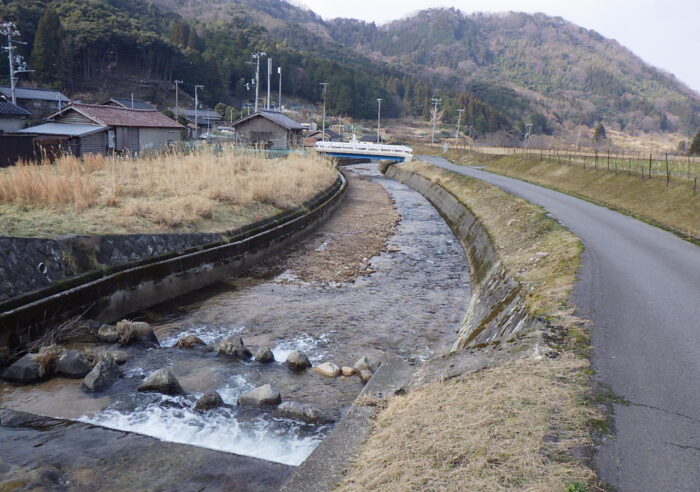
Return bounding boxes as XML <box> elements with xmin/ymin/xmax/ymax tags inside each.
<box><xmin>689</xmin><ymin>131</ymin><xmax>700</xmax><ymax>156</ymax></box>
<box><xmin>30</xmin><ymin>9</ymin><xmax>63</xmax><ymax>85</ymax></box>
<box><xmin>593</xmin><ymin>122</ymin><xmax>607</xmax><ymax>143</ymax></box>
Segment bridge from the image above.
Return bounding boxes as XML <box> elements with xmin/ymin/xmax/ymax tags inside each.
<box><xmin>314</xmin><ymin>141</ymin><xmax>413</xmax><ymax>162</ymax></box>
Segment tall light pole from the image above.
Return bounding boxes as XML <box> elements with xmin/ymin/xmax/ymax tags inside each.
<box><xmin>277</xmin><ymin>66</ymin><xmax>282</xmax><ymax>110</ymax></box>
<box><xmin>320</xmin><ymin>82</ymin><xmax>328</xmax><ymax>141</ymax></box>
<box><xmin>430</xmin><ymin>97</ymin><xmax>441</xmax><ymax>144</ymax></box>
<box><xmin>2</xmin><ymin>22</ymin><xmax>32</xmax><ymax>105</ymax></box>
<box><xmin>376</xmin><ymin>98</ymin><xmax>382</xmax><ymax>144</ymax></box>
<box><xmin>455</xmin><ymin>108</ymin><xmax>465</xmax><ymax>140</ymax></box>
<box><xmin>174</xmin><ymin>80</ymin><xmax>183</xmax><ymax>121</ymax></box>
<box><xmin>251</xmin><ymin>51</ymin><xmax>266</xmax><ymax>113</ymax></box>
<box><xmin>266</xmin><ymin>57</ymin><xmax>272</xmax><ymax>110</ymax></box>
<box><xmin>194</xmin><ymin>84</ymin><xmax>204</xmax><ymax>137</ymax></box>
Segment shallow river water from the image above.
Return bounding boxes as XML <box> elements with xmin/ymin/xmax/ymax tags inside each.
<box><xmin>0</xmin><ymin>164</ymin><xmax>470</xmax><ymax>476</ymax></box>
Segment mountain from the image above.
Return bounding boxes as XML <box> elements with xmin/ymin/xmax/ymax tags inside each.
<box><xmin>326</xmin><ymin>8</ymin><xmax>700</xmax><ymax>135</ymax></box>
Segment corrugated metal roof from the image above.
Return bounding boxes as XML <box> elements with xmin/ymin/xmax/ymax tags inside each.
<box><xmin>0</xmin><ymin>86</ymin><xmax>70</xmax><ymax>102</ymax></box>
<box><xmin>0</xmin><ymin>101</ymin><xmax>31</xmax><ymax>116</ymax></box>
<box><xmin>105</xmin><ymin>98</ymin><xmax>155</xmax><ymax>110</ymax></box>
<box><xmin>53</xmin><ymin>104</ymin><xmax>183</xmax><ymax>129</ymax></box>
<box><xmin>233</xmin><ymin>110</ymin><xmax>304</xmax><ymax>130</ymax></box>
<box><xmin>172</xmin><ymin>108</ymin><xmax>222</xmax><ymax>119</ymax></box>
<box><xmin>17</xmin><ymin>123</ymin><xmax>107</xmax><ymax>137</ymax></box>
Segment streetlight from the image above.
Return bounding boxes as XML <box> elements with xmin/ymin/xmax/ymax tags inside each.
<box><xmin>277</xmin><ymin>66</ymin><xmax>282</xmax><ymax>110</ymax></box>
<box><xmin>430</xmin><ymin>97</ymin><xmax>441</xmax><ymax>144</ymax></box>
<box><xmin>320</xmin><ymin>82</ymin><xmax>328</xmax><ymax>141</ymax></box>
<box><xmin>376</xmin><ymin>98</ymin><xmax>382</xmax><ymax>144</ymax></box>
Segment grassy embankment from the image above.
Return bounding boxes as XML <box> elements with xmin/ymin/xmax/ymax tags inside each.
<box><xmin>0</xmin><ymin>148</ymin><xmax>337</xmax><ymax>237</ymax></box>
<box><xmin>338</xmin><ymin>161</ymin><xmax>601</xmax><ymax>491</ymax></box>
<box><xmin>420</xmin><ymin>145</ymin><xmax>700</xmax><ymax>241</ymax></box>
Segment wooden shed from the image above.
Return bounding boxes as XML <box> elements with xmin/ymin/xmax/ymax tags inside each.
<box><xmin>231</xmin><ymin>110</ymin><xmax>304</xmax><ymax>150</ymax></box>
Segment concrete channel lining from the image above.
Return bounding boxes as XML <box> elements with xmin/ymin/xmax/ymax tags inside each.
<box><xmin>0</xmin><ymin>173</ymin><xmax>347</xmax><ymax>353</ymax></box>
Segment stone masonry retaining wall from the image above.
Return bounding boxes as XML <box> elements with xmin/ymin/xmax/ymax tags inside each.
<box><xmin>383</xmin><ymin>163</ymin><xmax>535</xmax><ymax>350</ymax></box>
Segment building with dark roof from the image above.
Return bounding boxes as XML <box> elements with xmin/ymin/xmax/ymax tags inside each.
<box><xmin>171</xmin><ymin>108</ymin><xmax>222</xmax><ymax>130</ymax></box>
<box><xmin>231</xmin><ymin>110</ymin><xmax>304</xmax><ymax>149</ymax></box>
<box><xmin>102</xmin><ymin>98</ymin><xmax>156</xmax><ymax>110</ymax></box>
<box><xmin>19</xmin><ymin>103</ymin><xmax>183</xmax><ymax>156</ymax></box>
<box><xmin>0</xmin><ymin>101</ymin><xmax>31</xmax><ymax>132</ymax></box>
<box><xmin>0</xmin><ymin>86</ymin><xmax>71</xmax><ymax>119</ymax></box>
<box><xmin>308</xmin><ymin>129</ymin><xmax>341</xmax><ymax>142</ymax></box>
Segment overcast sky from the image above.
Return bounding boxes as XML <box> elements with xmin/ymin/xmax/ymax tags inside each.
<box><xmin>298</xmin><ymin>0</ymin><xmax>699</xmax><ymax>94</ymax></box>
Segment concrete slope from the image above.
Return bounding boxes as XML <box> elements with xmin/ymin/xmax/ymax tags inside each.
<box><xmin>420</xmin><ymin>155</ymin><xmax>700</xmax><ymax>491</ymax></box>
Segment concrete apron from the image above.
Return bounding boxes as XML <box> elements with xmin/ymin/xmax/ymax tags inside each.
<box><xmin>0</xmin><ymin>174</ymin><xmax>347</xmax><ymax>354</ymax></box>
<box><xmin>282</xmin><ymin>161</ymin><xmax>540</xmax><ymax>491</ymax></box>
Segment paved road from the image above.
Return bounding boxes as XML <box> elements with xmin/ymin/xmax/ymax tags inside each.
<box><xmin>420</xmin><ymin>156</ymin><xmax>700</xmax><ymax>491</ymax></box>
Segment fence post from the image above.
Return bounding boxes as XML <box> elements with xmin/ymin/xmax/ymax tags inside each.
<box><xmin>695</xmin><ymin>177</ymin><xmax>697</xmax><ymax>197</ymax></box>
<box><xmin>648</xmin><ymin>153</ymin><xmax>652</xmax><ymax>180</ymax></box>
<box><xmin>665</xmin><ymin>154</ymin><xmax>670</xmax><ymax>187</ymax></box>
<box><xmin>595</xmin><ymin>149</ymin><xmax>598</xmax><ymax>171</ymax></box>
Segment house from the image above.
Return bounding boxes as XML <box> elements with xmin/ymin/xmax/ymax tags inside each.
<box><xmin>231</xmin><ymin>110</ymin><xmax>304</xmax><ymax>149</ymax></box>
<box><xmin>308</xmin><ymin>129</ymin><xmax>341</xmax><ymax>142</ymax></box>
<box><xmin>0</xmin><ymin>86</ymin><xmax>71</xmax><ymax>119</ymax></box>
<box><xmin>0</xmin><ymin>101</ymin><xmax>31</xmax><ymax>133</ymax></box>
<box><xmin>18</xmin><ymin>103</ymin><xmax>183</xmax><ymax>156</ymax></box>
<box><xmin>171</xmin><ymin>108</ymin><xmax>222</xmax><ymax>130</ymax></box>
<box><xmin>360</xmin><ymin>135</ymin><xmax>387</xmax><ymax>144</ymax></box>
<box><xmin>101</xmin><ymin>97</ymin><xmax>155</xmax><ymax>110</ymax></box>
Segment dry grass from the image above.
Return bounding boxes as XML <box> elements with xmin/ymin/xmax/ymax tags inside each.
<box><xmin>479</xmin><ymin>154</ymin><xmax>700</xmax><ymax>240</ymax></box>
<box><xmin>0</xmin><ymin>147</ymin><xmax>337</xmax><ymax>236</ymax></box>
<box><xmin>33</xmin><ymin>344</ymin><xmax>63</xmax><ymax>378</ymax></box>
<box><xmin>338</xmin><ymin>356</ymin><xmax>597</xmax><ymax>492</ymax></box>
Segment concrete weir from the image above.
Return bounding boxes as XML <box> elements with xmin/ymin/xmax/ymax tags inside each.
<box><xmin>0</xmin><ymin>174</ymin><xmax>347</xmax><ymax>352</ymax></box>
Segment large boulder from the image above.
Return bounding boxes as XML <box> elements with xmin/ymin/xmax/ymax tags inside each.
<box><xmin>103</xmin><ymin>350</ymin><xmax>130</xmax><ymax>365</ymax></box>
<box><xmin>2</xmin><ymin>354</ymin><xmax>43</xmax><ymax>384</ymax></box>
<box><xmin>311</xmin><ymin>362</ymin><xmax>340</xmax><ymax>378</ymax></box>
<box><xmin>272</xmin><ymin>401</ymin><xmax>333</xmax><ymax>424</ymax></box>
<box><xmin>55</xmin><ymin>350</ymin><xmax>93</xmax><ymax>378</ymax></box>
<box><xmin>358</xmin><ymin>369</ymin><xmax>373</xmax><ymax>383</ymax></box>
<box><xmin>0</xmin><ymin>347</ymin><xmax>9</xmax><ymax>367</ymax></box>
<box><xmin>341</xmin><ymin>366</ymin><xmax>356</xmax><ymax>377</ymax></box>
<box><xmin>286</xmin><ymin>350</ymin><xmax>311</xmax><ymax>371</ymax></box>
<box><xmin>194</xmin><ymin>391</ymin><xmax>225</xmax><ymax>411</ymax></box>
<box><xmin>137</xmin><ymin>369</ymin><xmax>185</xmax><ymax>396</ymax></box>
<box><xmin>217</xmin><ymin>336</ymin><xmax>252</xmax><ymax>359</ymax></box>
<box><xmin>237</xmin><ymin>384</ymin><xmax>281</xmax><ymax>407</ymax></box>
<box><xmin>354</xmin><ymin>356</ymin><xmax>381</xmax><ymax>374</ymax></box>
<box><xmin>254</xmin><ymin>347</ymin><xmax>275</xmax><ymax>363</ymax></box>
<box><xmin>115</xmin><ymin>320</ymin><xmax>160</xmax><ymax>346</ymax></box>
<box><xmin>97</xmin><ymin>324</ymin><xmax>119</xmax><ymax>343</ymax></box>
<box><xmin>83</xmin><ymin>359</ymin><xmax>121</xmax><ymax>392</ymax></box>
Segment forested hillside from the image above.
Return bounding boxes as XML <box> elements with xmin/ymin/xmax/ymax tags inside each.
<box><xmin>0</xmin><ymin>0</ymin><xmax>509</xmax><ymax>133</ymax></box>
<box><xmin>327</xmin><ymin>8</ymin><xmax>700</xmax><ymax>135</ymax></box>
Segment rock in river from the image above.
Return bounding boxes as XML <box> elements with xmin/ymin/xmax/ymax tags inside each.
<box><xmin>55</xmin><ymin>350</ymin><xmax>93</xmax><ymax>378</ymax></box>
<box><xmin>254</xmin><ymin>347</ymin><xmax>275</xmax><ymax>363</ymax></box>
<box><xmin>341</xmin><ymin>366</ymin><xmax>356</xmax><ymax>377</ymax></box>
<box><xmin>272</xmin><ymin>401</ymin><xmax>333</xmax><ymax>424</ymax></box>
<box><xmin>83</xmin><ymin>359</ymin><xmax>121</xmax><ymax>392</ymax></box>
<box><xmin>195</xmin><ymin>391</ymin><xmax>225</xmax><ymax>411</ymax></box>
<box><xmin>2</xmin><ymin>354</ymin><xmax>44</xmax><ymax>384</ymax></box>
<box><xmin>311</xmin><ymin>362</ymin><xmax>341</xmax><ymax>378</ymax></box>
<box><xmin>217</xmin><ymin>336</ymin><xmax>252</xmax><ymax>359</ymax></box>
<box><xmin>358</xmin><ymin>369</ymin><xmax>373</xmax><ymax>383</ymax></box>
<box><xmin>286</xmin><ymin>350</ymin><xmax>311</xmax><ymax>371</ymax></box>
<box><xmin>175</xmin><ymin>335</ymin><xmax>206</xmax><ymax>349</ymax></box>
<box><xmin>237</xmin><ymin>384</ymin><xmax>281</xmax><ymax>407</ymax></box>
<box><xmin>116</xmin><ymin>320</ymin><xmax>160</xmax><ymax>346</ymax></box>
<box><xmin>354</xmin><ymin>355</ymin><xmax>381</xmax><ymax>374</ymax></box>
<box><xmin>137</xmin><ymin>368</ymin><xmax>185</xmax><ymax>396</ymax></box>
<box><xmin>97</xmin><ymin>324</ymin><xmax>119</xmax><ymax>344</ymax></box>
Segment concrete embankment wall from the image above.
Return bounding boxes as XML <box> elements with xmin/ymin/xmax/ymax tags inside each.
<box><xmin>382</xmin><ymin>162</ymin><xmax>534</xmax><ymax>350</ymax></box>
<box><xmin>0</xmin><ymin>174</ymin><xmax>346</xmax><ymax>351</ymax></box>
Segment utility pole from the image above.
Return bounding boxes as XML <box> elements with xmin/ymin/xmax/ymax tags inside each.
<box><xmin>1</xmin><ymin>22</ymin><xmax>32</xmax><ymax>105</ymax></box>
<box><xmin>266</xmin><ymin>57</ymin><xmax>272</xmax><ymax>110</ymax></box>
<box><xmin>376</xmin><ymin>98</ymin><xmax>382</xmax><ymax>144</ymax></box>
<box><xmin>455</xmin><ymin>108</ymin><xmax>465</xmax><ymax>140</ymax></box>
<box><xmin>524</xmin><ymin>123</ymin><xmax>533</xmax><ymax>150</ymax></box>
<box><xmin>251</xmin><ymin>51</ymin><xmax>266</xmax><ymax>113</ymax></box>
<box><xmin>174</xmin><ymin>80</ymin><xmax>183</xmax><ymax>120</ymax></box>
<box><xmin>320</xmin><ymin>82</ymin><xmax>328</xmax><ymax>141</ymax></box>
<box><xmin>194</xmin><ymin>84</ymin><xmax>204</xmax><ymax>138</ymax></box>
<box><xmin>430</xmin><ymin>97</ymin><xmax>441</xmax><ymax>144</ymax></box>
<box><xmin>277</xmin><ymin>66</ymin><xmax>282</xmax><ymax>111</ymax></box>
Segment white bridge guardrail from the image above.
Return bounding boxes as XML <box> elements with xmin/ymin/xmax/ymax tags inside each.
<box><xmin>315</xmin><ymin>141</ymin><xmax>413</xmax><ymax>157</ymax></box>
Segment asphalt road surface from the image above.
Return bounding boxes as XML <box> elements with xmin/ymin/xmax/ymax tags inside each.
<box><xmin>420</xmin><ymin>155</ymin><xmax>700</xmax><ymax>491</ymax></box>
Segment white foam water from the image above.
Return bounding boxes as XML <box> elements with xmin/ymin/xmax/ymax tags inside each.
<box><xmin>79</xmin><ymin>375</ymin><xmax>324</xmax><ymax>466</ymax></box>
<box><xmin>160</xmin><ymin>324</ymin><xmax>246</xmax><ymax>347</ymax></box>
<box><xmin>271</xmin><ymin>333</ymin><xmax>329</xmax><ymax>363</ymax></box>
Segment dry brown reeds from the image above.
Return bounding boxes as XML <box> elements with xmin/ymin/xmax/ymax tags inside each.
<box><xmin>0</xmin><ymin>147</ymin><xmax>337</xmax><ymax>235</ymax></box>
